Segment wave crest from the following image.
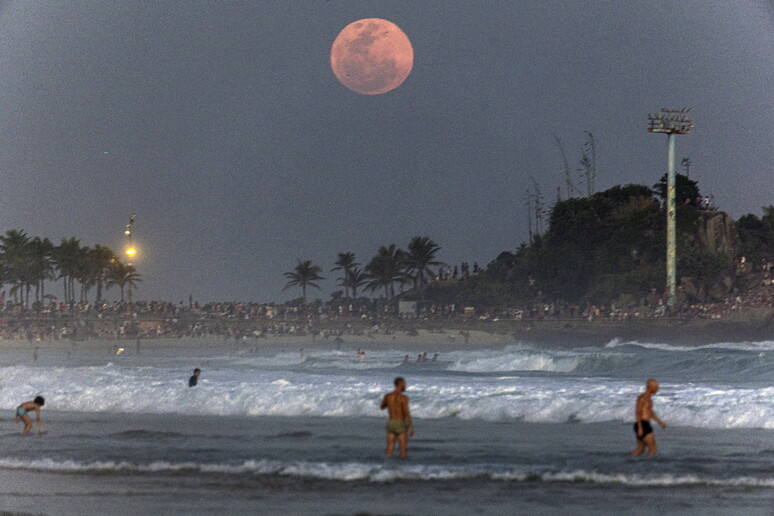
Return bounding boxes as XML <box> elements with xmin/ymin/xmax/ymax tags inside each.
<box><xmin>0</xmin><ymin>458</ymin><xmax>771</xmax><ymax>487</ymax></box>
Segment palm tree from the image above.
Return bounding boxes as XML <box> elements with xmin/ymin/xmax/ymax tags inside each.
<box><xmin>88</xmin><ymin>244</ymin><xmax>117</xmax><ymax>301</ymax></box>
<box><xmin>70</xmin><ymin>246</ymin><xmax>94</xmax><ymax>303</ymax></box>
<box><xmin>52</xmin><ymin>237</ymin><xmax>84</xmax><ymax>303</ymax></box>
<box><xmin>106</xmin><ymin>261</ymin><xmax>142</xmax><ymax>302</ymax></box>
<box><xmin>331</xmin><ymin>252</ymin><xmax>359</xmax><ymax>299</ymax></box>
<box><xmin>28</xmin><ymin>237</ymin><xmax>54</xmax><ymax>305</ymax></box>
<box><xmin>404</xmin><ymin>236</ymin><xmax>444</xmax><ymax>291</ymax></box>
<box><xmin>346</xmin><ymin>267</ymin><xmax>369</xmax><ymax>299</ymax></box>
<box><xmin>0</xmin><ymin>230</ymin><xmax>32</xmax><ymax>305</ymax></box>
<box><xmin>283</xmin><ymin>260</ymin><xmax>325</xmax><ymax>303</ymax></box>
<box><xmin>0</xmin><ymin>266</ymin><xmax>6</xmax><ymax>307</ymax></box>
<box><xmin>364</xmin><ymin>245</ymin><xmax>408</xmax><ymax>299</ymax></box>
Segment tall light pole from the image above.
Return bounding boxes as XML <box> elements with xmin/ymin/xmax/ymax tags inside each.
<box><xmin>648</xmin><ymin>109</ymin><xmax>693</xmax><ymax>308</ymax></box>
<box><xmin>124</xmin><ymin>215</ymin><xmax>136</xmax><ymax>301</ymax></box>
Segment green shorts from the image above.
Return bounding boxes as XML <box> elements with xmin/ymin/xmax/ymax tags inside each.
<box><xmin>386</xmin><ymin>418</ymin><xmax>408</xmax><ymax>435</ymax></box>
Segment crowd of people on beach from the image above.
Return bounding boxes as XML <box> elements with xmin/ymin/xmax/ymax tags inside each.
<box><xmin>435</xmin><ymin>261</ymin><xmax>481</xmax><ymax>281</ymax></box>
<box><xmin>0</xmin><ymin>267</ymin><xmax>771</xmax><ymax>342</ymax></box>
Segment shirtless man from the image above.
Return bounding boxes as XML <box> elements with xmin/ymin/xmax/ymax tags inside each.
<box><xmin>631</xmin><ymin>379</ymin><xmax>667</xmax><ymax>456</ymax></box>
<box><xmin>189</xmin><ymin>368</ymin><xmax>201</xmax><ymax>387</ymax></box>
<box><xmin>380</xmin><ymin>377</ymin><xmax>414</xmax><ymax>458</ymax></box>
<box><xmin>15</xmin><ymin>396</ymin><xmax>45</xmax><ymax>436</ymax></box>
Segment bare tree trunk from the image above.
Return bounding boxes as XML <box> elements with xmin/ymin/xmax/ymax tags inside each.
<box><xmin>585</xmin><ymin>131</ymin><xmax>597</xmax><ymax>195</ymax></box>
<box><xmin>552</xmin><ymin>133</ymin><xmax>575</xmax><ymax>198</ymax></box>
<box><xmin>525</xmin><ymin>191</ymin><xmax>533</xmax><ymax>242</ymax></box>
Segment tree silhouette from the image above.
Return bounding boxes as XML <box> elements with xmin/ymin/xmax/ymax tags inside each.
<box><xmin>283</xmin><ymin>260</ymin><xmax>325</xmax><ymax>303</ymax></box>
<box><xmin>365</xmin><ymin>245</ymin><xmax>408</xmax><ymax>300</ymax></box>
<box><xmin>106</xmin><ymin>261</ymin><xmax>142</xmax><ymax>302</ymax></box>
<box><xmin>404</xmin><ymin>236</ymin><xmax>443</xmax><ymax>291</ymax></box>
<box><xmin>331</xmin><ymin>252</ymin><xmax>359</xmax><ymax>299</ymax></box>
<box><xmin>653</xmin><ymin>173</ymin><xmax>699</xmax><ymax>205</ymax></box>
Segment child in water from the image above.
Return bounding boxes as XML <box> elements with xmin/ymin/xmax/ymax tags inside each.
<box><xmin>15</xmin><ymin>396</ymin><xmax>45</xmax><ymax>435</ymax></box>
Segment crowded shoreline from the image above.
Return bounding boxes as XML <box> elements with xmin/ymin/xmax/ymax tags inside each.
<box><xmin>2</xmin><ymin>302</ymin><xmax>772</xmax><ymax>348</ymax></box>
<box><xmin>2</xmin><ymin>268</ymin><xmax>772</xmax><ymax>347</ymax></box>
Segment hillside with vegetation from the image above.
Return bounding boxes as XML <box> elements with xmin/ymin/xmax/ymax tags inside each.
<box><xmin>414</xmin><ymin>176</ymin><xmax>773</xmax><ymax>313</ymax></box>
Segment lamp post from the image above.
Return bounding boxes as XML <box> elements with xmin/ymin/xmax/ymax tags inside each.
<box><xmin>647</xmin><ymin>109</ymin><xmax>693</xmax><ymax>308</ymax></box>
<box><xmin>124</xmin><ymin>215</ymin><xmax>136</xmax><ymax>301</ymax></box>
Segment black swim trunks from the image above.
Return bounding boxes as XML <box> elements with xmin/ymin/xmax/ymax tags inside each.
<box><xmin>633</xmin><ymin>420</ymin><xmax>653</xmax><ymax>440</ymax></box>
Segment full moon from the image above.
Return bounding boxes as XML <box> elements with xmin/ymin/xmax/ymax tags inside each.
<box><xmin>330</xmin><ymin>18</ymin><xmax>414</xmax><ymax>95</ymax></box>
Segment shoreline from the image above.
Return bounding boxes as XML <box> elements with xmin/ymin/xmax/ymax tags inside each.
<box><xmin>1</xmin><ymin>315</ymin><xmax>772</xmax><ymax>355</ymax></box>
<box><xmin>0</xmin><ymin>412</ymin><xmax>771</xmax><ymax>516</ymax></box>
<box><xmin>0</xmin><ymin>307</ymin><xmax>774</xmax><ymax>348</ymax></box>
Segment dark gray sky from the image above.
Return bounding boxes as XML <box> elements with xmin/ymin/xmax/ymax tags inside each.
<box><xmin>1</xmin><ymin>1</ymin><xmax>772</xmax><ymax>302</ymax></box>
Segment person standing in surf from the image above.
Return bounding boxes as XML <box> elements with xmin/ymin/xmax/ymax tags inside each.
<box><xmin>380</xmin><ymin>377</ymin><xmax>414</xmax><ymax>458</ymax></box>
<box><xmin>189</xmin><ymin>368</ymin><xmax>201</xmax><ymax>387</ymax></box>
<box><xmin>15</xmin><ymin>396</ymin><xmax>45</xmax><ymax>435</ymax></box>
<box><xmin>631</xmin><ymin>379</ymin><xmax>667</xmax><ymax>456</ymax></box>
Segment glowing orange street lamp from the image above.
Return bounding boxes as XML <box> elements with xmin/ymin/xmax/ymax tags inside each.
<box><xmin>124</xmin><ymin>215</ymin><xmax>137</xmax><ymax>301</ymax></box>
<box><xmin>124</xmin><ymin>215</ymin><xmax>136</xmax><ymax>264</ymax></box>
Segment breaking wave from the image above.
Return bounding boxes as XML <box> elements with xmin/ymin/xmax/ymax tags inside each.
<box><xmin>0</xmin><ymin>457</ymin><xmax>771</xmax><ymax>487</ymax></box>
<box><xmin>0</xmin><ymin>362</ymin><xmax>771</xmax><ymax>428</ymax></box>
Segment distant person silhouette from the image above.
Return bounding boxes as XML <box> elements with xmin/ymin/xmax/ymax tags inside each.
<box><xmin>189</xmin><ymin>368</ymin><xmax>201</xmax><ymax>387</ymax></box>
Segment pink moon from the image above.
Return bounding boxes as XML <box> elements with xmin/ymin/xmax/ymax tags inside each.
<box><xmin>330</xmin><ymin>18</ymin><xmax>414</xmax><ymax>95</ymax></box>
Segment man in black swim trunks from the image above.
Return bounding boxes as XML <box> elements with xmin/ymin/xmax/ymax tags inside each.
<box><xmin>631</xmin><ymin>379</ymin><xmax>667</xmax><ymax>456</ymax></box>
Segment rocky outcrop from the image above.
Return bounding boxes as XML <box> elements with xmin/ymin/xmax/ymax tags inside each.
<box><xmin>679</xmin><ymin>210</ymin><xmax>740</xmax><ymax>302</ymax></box>
<box><xmin>696</xmin><ymin>211</ymin><xmax>739</xmax><ymax>265</ymax></box>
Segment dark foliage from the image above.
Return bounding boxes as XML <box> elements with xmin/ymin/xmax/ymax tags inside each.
<box><xmin>420</xmin><ymin>181</ymin><xmax>746</xmax><ymax>310</ymax></box>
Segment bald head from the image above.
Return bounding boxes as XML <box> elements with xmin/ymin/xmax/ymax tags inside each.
<box><xmin>646</xmin><ymin>379</ymin><xmax>659</xmax><ymax>393</ymax></box>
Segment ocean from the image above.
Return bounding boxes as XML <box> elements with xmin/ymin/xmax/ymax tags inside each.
<box><xmin>0</xmin><ymin>335</ymin><xmax>772</xmax><ymax>515</ymax></box>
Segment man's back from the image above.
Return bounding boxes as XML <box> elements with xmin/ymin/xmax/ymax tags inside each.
<box><xmin>381</xmin><ymin>377</ymin><xmax>413</xmax><ymax>458</ymax></box>
<box><xmin>383</xmin><ymin>391</ymin><xmax>408</xmax><ymax>420</ymax></box>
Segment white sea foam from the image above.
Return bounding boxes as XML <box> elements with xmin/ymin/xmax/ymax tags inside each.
<box><xmin>446</xmin><ymin>350</ymin><xmax>581</xmax><ymax>373</ymax></box>
<box><xmin>605</xmin><ymin>339</ymin><xmax>774</xmax><ymax>353</ymax></box>
<box><xmin>1</xmin><ymin>341</ymin><xmax>771</xmax><ymax>429</ymax></box>
<box><xmin>1</xmin><ymin>362</ymin><xmax>771</xmax><ymax>428</ymax></box>
<box><xmin>492</xmin><ymin>470</ymin><xmax>774</xmax><ymax>487</ymax></box>
<box><xmin>0</xmin><ymin>457</ymin><xmax>771</xmax><ymax>487</ymax></box>
<box><xmin>235</xmin><ymin>350</ymin><xmax>406</xmax><ymax>371</ymax></box>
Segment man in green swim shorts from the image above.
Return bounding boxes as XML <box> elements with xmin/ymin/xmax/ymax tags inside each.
<box><xmin>380</xmin><ymin>377</ymin><xmax>414</xmax><ymax>458</ymax></box>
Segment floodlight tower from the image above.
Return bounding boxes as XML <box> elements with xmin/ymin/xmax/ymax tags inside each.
<box><xmin>647</xmin><ymin>109</ymin><xmax>693</xmax><ymax>308</ymax></box>
<box><xmin>124</xmin><ymin>215</ymin><xmax>136</xmax><ymax>265</ymax></box>
<box><xmin>124</xmin><ymin>215</ymin><xmax>136</xmax><ymax>301</ymax></box>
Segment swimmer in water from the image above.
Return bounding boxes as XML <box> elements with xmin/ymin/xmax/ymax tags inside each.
<box><xmin>380</xmin><ymin>377</ymin><xmax>414</xmax><ymax>458</ymax></box>
<box><xmin>15</xmin><ymin>396</ymin><xmax>45</xmax><ymax>435</ymax></box>
<box><xmin>631</xmin><ymin>379</ymin><xmax>667</xmax><ymax>456</ymax></box>
<box><xmin>189</xmin><ymin>368</ymin><xmax>201</xmax><ymax>387</ymax></box>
